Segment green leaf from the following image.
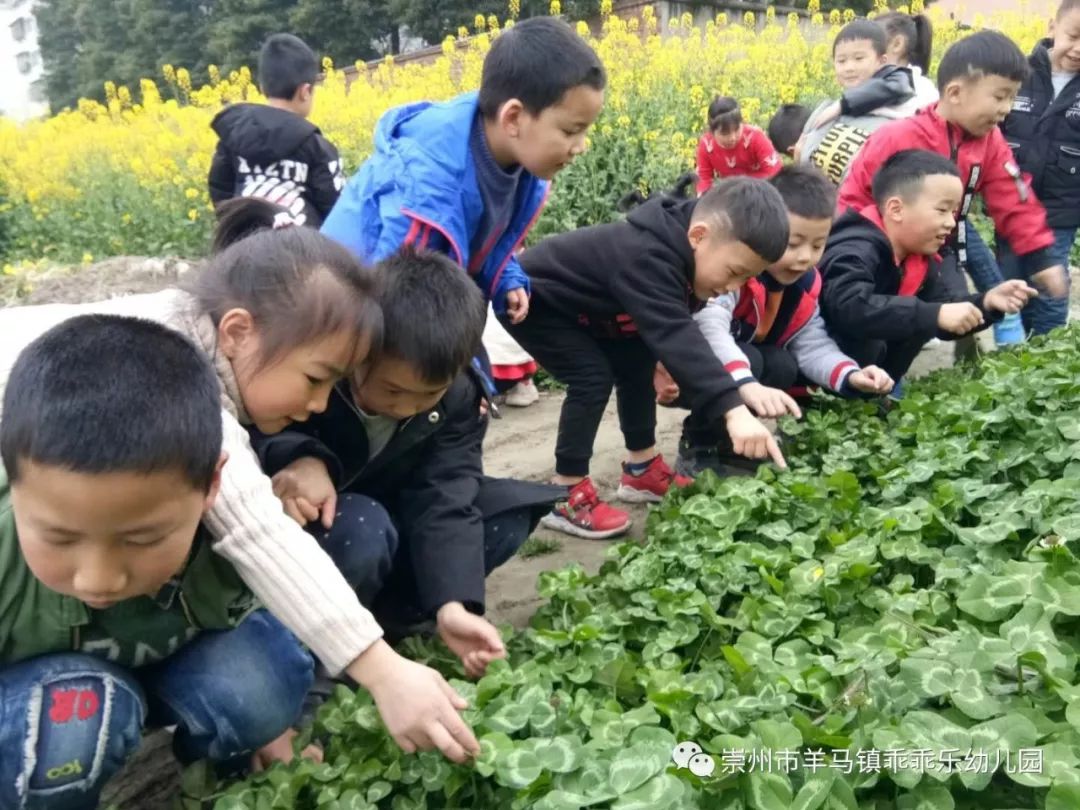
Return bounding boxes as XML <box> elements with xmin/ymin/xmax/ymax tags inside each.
<box><xmin>742</xmin><ymin>769</ymin><xmax>794</xmax><ymax>810</ymax></box>
<box><xmin>535</xmin><ymin>736</ymin><xmax>584</xmax><ymax>774</ymax></box>
<box><xmin>610</xmin><ymin>773</ymin><xmax>685</xmax><ymax>810</ymax></box>
<box><xmin>608</xmin><ymin>742</ymin><xmax>669</xmax><ymax>794</ymax></box>
<box><xmin>955</xmin><ymin>574</ymin><xmax>1027</xmax><ymax>621</ymax></box>
<box><xmin>1047</xmin><ymin>783</ymin><xmax>1080</xmax><ymax>810</ymax></box>
<box><xmin>496</xmin><ymin>748</ymin><xmax>544</xmax><ymax>789</ymax></box>
<box><xmin>896</xmin><ymin>783</ymin><xmax>955</xmax><ymax>810</ymax></box>
<box><xmin>485</xmin><ymin>701</ymin><xmax>533</xmax><ymax>733</ymax></box>
<box><xmin>750</xmin><ymin>719</ymin><xmax>802</xmax><ymax>753</ymax></box>
<box><xmin>789</xmin><ymin>769</ymin><xmax>834</xmax><ymax>810</ymax></box>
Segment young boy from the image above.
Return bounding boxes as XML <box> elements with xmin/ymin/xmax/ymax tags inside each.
<box><xmin>996</xmin><ymin>0</ymin><xmax>1080</xmax><ymax>333</ymax></box>
<box><xmin>503</xmin><ymin>177</ymin><xmax>791</xmax><ymax>539</ymax></box>
<box><xmin>795</xmin><ymin>20</ymin><xmax>919</xmax><ymax>184</ymax></box>
<box><xmin>838</xmin><ymin>30</ymin><xmax>1069</xmax><ymax>303</ymax></box>
<box><xmin>0</xmin><ymin>316</ymin><xmax>315</xmax><ymax>810</ymax></box>
<box><xmin>321</xmin><ymin>17</ymin><xmax>606</xmax><ymax>322</ymax></box>
<box><xmin>252</xmin><ymin>249</ymin><xmax>560</xmax><ymax>678</ymax></box>
<box><xmin>820</xmin><ymin>149</ymin><xmax>1038</xmax><ymax>380</ymax></box>
<box><xmin>670</xmin><ymin>165</ymin><xmax>895</xmax><ymax>477</ymax></box>
<box><xmin>695</xmin><ymin>96</ymin><xmax>782</xmax><ymax>193</ymax></box>
<box><xmin>208</xmin><ymin>33</ymin><xmax>345</xmax><ymax>227</ymax></box>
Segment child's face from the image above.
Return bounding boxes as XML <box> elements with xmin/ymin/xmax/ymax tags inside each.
<box><xmin>767</xmin><ymin>214</ymin><xmax>833</xmax><ymax>285</ymax></box>
<box><xmin>503</xmin><ymin>85</ymin><xmax>605</xmax><ymax>180</ymax></box>
<box><xmin>688</xmin><ymin>222</ymin><xmax>771</xmax><ymax>300</ymax></box>
<box><xmin>942</xmin><ymin>75</ymin><xmax>1021</xmax><ymax>137</ymax></box>
<box><xmin>887</xmin><ymin>174</ymin><xmax>963</xmax><ymax>257</ymax></box>
<box><xmin>351</xmin><ymin>357</ymin><xmax>453</xmax><ymax>421</ymax></box>
<box><xmin>221</xmin><ymin>311</ymin><xmax>368</xmax><ymax>435</ymax></box>
<box><xmin>1051</xmin><ymin>10</ymin><xmax>1080</xmax><ymax>74</ymax></box>
<box><xmin>833</xmin><ymin>38</ymin><xmax>887</xmax><ymax>89</ymax></box>
<box><xmin>11</xmin><ymin>460</ymin><xmax>223</xmax><ymax>609</ymax></box>
<box><xmin>713</xmin><ymin>124</ymin><xmax>743</xmax><ymax>149</ymax></box>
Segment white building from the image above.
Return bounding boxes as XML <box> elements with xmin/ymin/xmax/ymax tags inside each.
<box><xmin>0</xmin><ymin>0</ymin><xmax>47</xmax><ymax>121</ymax></box>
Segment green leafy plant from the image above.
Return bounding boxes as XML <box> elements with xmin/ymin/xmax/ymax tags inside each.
<box><xmin>197</xmin><ymin>326</ymin><xmax>1080</xmax><ymax>809</ymax></box>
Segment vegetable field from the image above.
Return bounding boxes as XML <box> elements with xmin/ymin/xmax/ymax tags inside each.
<box><xmin>192</xmin><ymin>327</ymin><xmax>1080</xmax><ymax>809</ymax></box>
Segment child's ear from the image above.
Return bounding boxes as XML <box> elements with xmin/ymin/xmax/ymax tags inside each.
<box><xmin>883</xmin><ymin>196</ymin><xmax>905</xmax><ymax>223</ymax></box>
<box><xmin>687</xmin><ymin>221</ymin><xmax>709</xmax><ymax>248</ymax></box>
<box><xmin>941</xmin><ymin>79</ymin><xmax>964</xmax><ymax>105</ymax></box>
<box><xmin>217</xmin><ymin>308</ymin><xmax>257</xmax><ymax>359</ymax></box>
<box><xmin>499</xmin><ymin>98</ymin><xmax>527</xmax><ymax>138</ymax></box>
<box><xmin>203</xmin><ymin>452</ymin><xmax>229</xmax><ymax>513</ymax></box>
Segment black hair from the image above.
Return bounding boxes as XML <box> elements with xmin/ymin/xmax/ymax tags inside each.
<box><xmin>767</xmin><ymin>103</ymin><xmax>811</xmax><ymax>154</ymax></box>
<box><xmin>258</xmin><ymin>33</ymin><xmax>318</xmax><ymax>100</ymax></box>
<box><xmin>2</xmin><ymin>315</ymin><xmax>222</xmax><ymax>491</ymax></box>
<box><xmin>196</xmin><ymin>197</ymin><xmax>383</xmax><ymax>372</ymax></box>
<box><xmin>936</xmin><ymin>30</ymin><xmax>1030</xmax><ymax>91</ymax></box>
<box><xmin>374</xmin><ymin>247</ymin><xmax>486</xmax><ymax>384</ymax></box>
<box><xmin>871</xmin><ymin>149</ymin><xmax>961</xmax><ymax>208</ymax></box>
<box><xmin>1058</xmin><ymin>0</ymin><xmax>1080</xmax><ymax>19</ymax></box>
<box><xmin>707</xmin><ymin>96</ymin><xmax>742</xmax><ymax>134</ymax></box>
<box><xmin>478</xmin><ymin>17</ymin><xmax>606</xmax><ymax>119</ymax></box>
<box><xmin>770</xmin><ymin>165</ymin><xmax>836</xmax><ymax>220</ymax></box>
<box><xmin>833</xmin><ymin>19</ymin><xmax>887</xmax><ymax>56</ymax></box>
<box><xmin>877</xmin><ymin>11</ymin><xmax>933</xmax><ymax>75</ymax></box>
<box><xmin>693</xmin><ymin>177</ymin><xmax>791</xmax><ymax>264</ymax></box>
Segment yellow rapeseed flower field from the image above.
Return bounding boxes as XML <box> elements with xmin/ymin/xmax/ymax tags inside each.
<box><xmin>0</xmin><ymin>3</ymin><xmax>1049</xmax><ymax>263</ymax></box>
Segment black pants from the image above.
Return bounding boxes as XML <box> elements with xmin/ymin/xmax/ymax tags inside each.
<box><xmin>502</xmin><ymin>299</ymin><xmax>656</xmax><ymax>477</ymax></box>
<box><xmin>679</xmin><ymin>342</ymin><xmax>799</xmax><ymax>448</ymax></box>
<box><xmin>835</xmin><ymin>333</ymin><xmax>928</xmax><ymax>381</ymax></box>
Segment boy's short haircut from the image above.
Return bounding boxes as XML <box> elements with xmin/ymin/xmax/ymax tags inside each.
<box><xmin>871</xmin><ymin>149</ymin><xmax>961</xmax><ymax>208</ymax></box>
<box><xmin>770</xmin><ymin>164</ymin><xmax>837</xmax><ymax>220</ymax></box>
<box><xmin>707</xmin><ymin>96</ymin><xmax>742</xmax><ymax>133</ymax></box>
<box><xmin>258</xmin><ymin>33</ymin><xmax>319</xmax><ymax>100</ymax></box>
<box><xmin>833</xmin><ymin>19</ymin><xmax>887</xmax><ymax>55</ymax></box>
<box><xmin>478</xmin><ymin>17</ymin><xmax>606</xmax><ymax>119</ymax></box>
<box><xmin>1</xmin><ymin>315</ymin><xmax>223</xmax><ymax>491</ymax></box>
<box><xmin>1059</xmin><ymin>0</ymin><xmax>1080</xmax><ymax>18</ymax></box>
<box><xmin>375</xmin><ymin>247</ymin><xmax>487</xmax><ymax>383</ymax></box>
<box><xmin>693</xmin><ymin>177</ymin><xmax>791</xmax><ymax>264</ymax></box>
<box><xmin>936</xmin><ymin>30</ymin><xmax>1029</xmax><ymax>91</ymax></box>
<box><xmin>768</xmin><ymin>103</ymin><xmax>811</xmax><ymax>153</ymax></box>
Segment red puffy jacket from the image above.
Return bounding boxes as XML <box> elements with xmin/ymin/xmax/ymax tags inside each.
<box><xmin>837</xmin><ymin>103</ymin><xmax>1056</xmax><ymax>273</ymax></box>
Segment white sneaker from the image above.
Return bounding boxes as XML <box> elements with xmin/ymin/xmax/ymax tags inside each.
<box><xmin>504</xmin><ymin>379</ymin><xmax>540</xmax><ymax>407</ymax></box>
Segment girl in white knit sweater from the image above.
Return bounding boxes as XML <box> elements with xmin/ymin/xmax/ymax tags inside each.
<box><xmin>0</xmin><ymin>198</ymin><xmax>481</xmax><ymax>764</ymax></box>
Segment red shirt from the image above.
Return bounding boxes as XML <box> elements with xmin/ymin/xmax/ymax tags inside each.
<box><xmin>837</xmin><ymin>103</ymin><xmax>1054</xmax><ymax>260</ymax></box>
<box><xmin>696</xmin><ymin>125</ymin><xmax>782</xmax><ymax>193</ymax></box>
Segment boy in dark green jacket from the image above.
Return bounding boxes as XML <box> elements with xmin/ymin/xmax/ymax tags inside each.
<box><xmin>0</xmin><ymin>315</ymin><xmax>314</xmax><ymax>810</ymax></box>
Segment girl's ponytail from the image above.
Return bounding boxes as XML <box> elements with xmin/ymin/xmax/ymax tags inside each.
<box><xmin>878</xmin><ymin>11</ymin><xmax>933</xmax><ymax>76</ymax></box>
<box><xmin>211</xmin><ymin>197</ymin><xmax>299</xmax><ymax>255</ymax></box>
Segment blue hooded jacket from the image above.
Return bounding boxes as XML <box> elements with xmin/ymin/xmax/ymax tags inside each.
<box><xmin>321</xmin><ymin>91</ymin><xmax>550</xmax><ymax>313</ymax></box>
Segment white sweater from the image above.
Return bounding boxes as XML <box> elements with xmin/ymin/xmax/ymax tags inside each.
<box><xmin>0</xmin><ymin>289</ymin><xmax>382</xmax><ymax>674</ymax></box>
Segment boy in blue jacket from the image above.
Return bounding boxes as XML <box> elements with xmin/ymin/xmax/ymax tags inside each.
<box><xmin>321</xmin><ymin>17</ymin><xmax>606</xmax><ymax>323</ymax></box>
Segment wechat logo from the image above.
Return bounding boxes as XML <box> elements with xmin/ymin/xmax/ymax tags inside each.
<box><xmin>672</xmin><ymin>741</ymin><xmax>716</xmax><ymax>777</ymax></box>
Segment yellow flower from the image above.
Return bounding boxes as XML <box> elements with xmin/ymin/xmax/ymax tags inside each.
<box><xmin>2</xmin><ymin>263</ymin><xmax>14</xmax><ymax>276</ymax></box>
<box><xmin>474</xmin><ymin>14</ymin><xmax>486</xmax><ymax>31</ymax></box>
<box><xmin>82</xmin><ymin>252</ymin><xmax>93</xmax><ymax>264</ymax></box>
<box><xmin>508</xmin><ymin>0</ymin><xmax>520</xmax><ymax>19</ymax></box>
<box><xmin>188</xmin><ymin>208</ymin><xmax>199</xmax><ymax>221</ymax></box>
<box><xmin>600</xmin><ymin>0</ymin><xmax>612</xmax><ymax>17</ymax></box>
<box><xmin>185</xmin><ymin>187</ymin><xmax>199</xmax><ymax>199</ymax></box>
<box><xmin>576</xmin><ymin>20</ymin><xmax>589</xmax><ymax>36</ymax></box>
<box><xmin>549</xmin><ymin>0</ymin><xmax>561</xmax><ymax>14</ymax></box>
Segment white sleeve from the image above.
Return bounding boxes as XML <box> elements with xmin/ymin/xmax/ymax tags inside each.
<box><xmin>786</xmin><ymin>305</ymin><xmax>859</xmax><ymax>392</ymax></box>
<box><xmin>694</xmin><ymin>294</ymin><xmax>756</xmax><ymax>385</ymax></box>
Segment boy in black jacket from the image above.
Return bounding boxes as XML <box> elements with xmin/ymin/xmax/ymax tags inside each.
<box><xmin>820</xmin><ymin>149</ymin><xmax>1037</xmax><ymax>380</ymax></box>
<box><xmin>208</xmin><ymin>34</ymin><xmax>344</xmax><ymax>227</ymax></box>
<box><xmin>504</xmin><ymin>178</ymin><xmax>790</xmax><ymax>540</ymax></box>
<box><xmin>252</xmin><ymin>249</ymin><xmax>559</xmax><ymax>678</ymax></box>
<box><xmin>997</xmin><ymin>0</ymin><xmax>1080</xmax><ymax>334</ymax></box>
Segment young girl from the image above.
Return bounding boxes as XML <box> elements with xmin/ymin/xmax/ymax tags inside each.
<box><xmin>484</xmin><ymin>305</ymin><xmax>540</xmax><ymax>406</ymax></box>
<box><xmin>877</xmin><ymin>11</ymin><xmax>938</xmax><ymax>112</ymax></box>
<box><xmin>0</xmin><ymin>198</ymin><xmax>481</xmax><ymax>765</ymax></box>
<box><xmin>996</xmin><ymin>0</ymin><xmax>1080</xmax><ymax>334</ymax></box>
<box><xmin>695</xmin><ymin>96</ymin><xmax>782</xmax><ymax>193</ymax></box>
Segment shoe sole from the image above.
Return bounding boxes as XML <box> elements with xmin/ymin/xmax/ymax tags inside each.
<box><xmin>614</xmin><ymin>484</ymin><xmax>664</xmax><ymax>504</ymax></box>
<box><xmin>540</xmin><ymin>512</ymin><xmax>630</xmax><ymax>540</ymax></box>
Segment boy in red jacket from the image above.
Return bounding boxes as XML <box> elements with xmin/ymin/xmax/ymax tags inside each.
<box><xmin>696</xmin><ymin>96</ymin><xmax>782</xmax><ymax>193</ymax></box>
<box><xmin>838</xmin><ymin>31</ymin><xmax>1068</xmax><ymax>301</ymax></box>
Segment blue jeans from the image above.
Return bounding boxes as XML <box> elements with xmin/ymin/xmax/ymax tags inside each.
<box><xmin>963</xmin><ymin>223</ymin><xmax>1005</xmax><ymax>293</ymax></box>
<box><xmin>997</xmin><ymin>226</ymin><xmax>1076</xmax><ymax>335</ymax></box>
<box><xmin>0</xmin><ymin>610</ymin><xmax>313</xmax><ymax>810</ymax></box>
<box><xmin>311</xmin><ymin>493</ymin><xmax>534</xmax><ymax>613</ymax></box>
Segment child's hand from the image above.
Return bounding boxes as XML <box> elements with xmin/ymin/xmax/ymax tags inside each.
<box><xmin>250</xmin><ymin>728</ymin><xmax>323</xmax><ymax>772</ymax></box>
<box><xmin>848</xmin><ymin>366</ymin><xmax>894</xmax><ymax>395</ymax></box>
<box><xmin>436</xmin><ymin>602</ymin><xmax>507</xmax><ymax>679</ymax></box>
<box><xmin>937</xmin><ymin>302</ymin><xmax>984</xmax><ymax>334</ymax></box>
<box><xmin>654</xmin><ymin>362</ymin><xmax>680</xmax><ymax>404</ymax></box>
<box><xmin>1031</xmin><ymin>264</ymin><xmax>1067</xmax><ymax>299</ymax></box>
<box><xmin>505</xmin><ymin>288</ymin><xmax>530</xmax><ymax>324</ymax></box>
<box><xmin>810</xmin><ymin>100</ymin><xmax>841</xmax><ymax>130</ymax></box>
<box><xmin>739</xmin><ymin>382</ymin><xmax>802</xmax><ymax>419</ymax></box>
<box><xmin>724</xmin><ymin>405</ymin><xmax>787</xmax><ymax>469</ymax></box>
<box><xmin>271</xmin><ymin>457</ymin><xmax>337</xmax><ymax>529</ymax></box>
<box><xmin>348</xmin><ymin>640</ymin><xmax>480</xmax><ymax>764</ymax></box>
<box><xmin>984</xmin><ymin>279</ymin><xmax>1039</xmax><ymax>314</ymax></box>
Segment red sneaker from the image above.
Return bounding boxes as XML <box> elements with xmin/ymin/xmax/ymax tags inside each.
<box><xmin>540</xmin><ymin>478</ymin><xmax>631</xmax><ymax>540</ymax></box>
<box><xmin>616</xmin><ymin>455</ymin><xmax>692</xmax><ymax>503</ymax></box>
